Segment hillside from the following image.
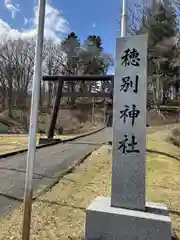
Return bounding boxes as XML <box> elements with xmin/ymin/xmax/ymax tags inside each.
<box><xmin>0</xmin><ymin>100</ymin><xmax>107</xmax><ymax>135</ymax></box>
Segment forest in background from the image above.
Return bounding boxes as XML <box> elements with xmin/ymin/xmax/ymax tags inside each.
<box><xmin>128</xmin><ymin>0</ymin><xmax>180</xmax><ymax>108</ymax></box>
<box><xmin>0</xmin><ymin>32</ymin><xmax>113</xmax><ymax>132</ymax></box>
<box><xmin>1</xmin><ymin>0</ymin><xmax>180</xmax><ymax>133</ymax></box>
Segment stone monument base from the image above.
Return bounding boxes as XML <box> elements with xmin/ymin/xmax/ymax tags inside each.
<box><xmin>85</xmin><ymin>196</ymin><xmax>172</xmax><ymax>240</ymax></box>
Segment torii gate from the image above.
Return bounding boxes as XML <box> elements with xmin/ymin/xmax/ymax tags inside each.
<box><xmin>42</xmin><ymin>75</ymin><xmax>114</xmax><ymax>138</ymax></box>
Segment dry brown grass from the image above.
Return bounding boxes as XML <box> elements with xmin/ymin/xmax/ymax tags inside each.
<box><xmin>0</xmin><ymin>134</ymin><xmax>78</xmax><ymax>155</ymax></box>
<box><xmin>0</xmin><ymin>136</ymin><xmax>36</xmax><ymax>154</ymax></box>
<box><xmin>0</xmin><ymin>126</ymin><xmax>180</xmax><ymax>239</ymax></box>
<box><xmin>0</xmin><ymin>126</ymin><xmax>103</xmax><ymax>155</ymax></box>
<box><xmin>0</xmin><ymin>146</ymin><xmax>111</xmax><ymax>239</ymax></box>
<box><xmin>168</xmin><ymin>128</ymin><xmax>180</xmax><ymax>148</ymax></box>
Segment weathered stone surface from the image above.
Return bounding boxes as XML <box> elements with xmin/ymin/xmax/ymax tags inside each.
<box><xmin>111</xmin><ymin>34</ymin><xmax>148</xmax><ymax>210</ymax></box>
<box><xmin>85</xmin><ymin>197</ymin><xmax>172</xmax><ymax>240</ymax></box>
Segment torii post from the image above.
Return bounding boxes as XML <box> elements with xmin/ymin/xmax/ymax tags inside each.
<box><xmin>42</xmin><ymin>75</ymin><xmax>114</xmax><ymax>138</ymax></box>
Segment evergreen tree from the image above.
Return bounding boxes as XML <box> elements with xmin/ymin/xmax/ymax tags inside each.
<box><xmin>61</xmin><ymin>32</ymin><xmax>80</xmax><ymax>56</ymax></box>
<box><xmin>83</xmin><ymin>35</ymin><xmax>108</xmax><ymax>75</ymax></box>
<box><xmin>61</xmin><ymin>32</ymin><xmax>81</xmax><ymax>104</ymax></box>
<box><xmin>87</xmin><ymin>35</ymin><xmax>103</xmax><ymax>52</ymax></box>
<box><xmin>140</xmin><ymin>2</ymin><xmax>178</xmax><ymax>104</ymax></box>
<box><xmin>61</xmin><ymin>32</ymin><xmax>80</xmax><ymax>75</ymax></box>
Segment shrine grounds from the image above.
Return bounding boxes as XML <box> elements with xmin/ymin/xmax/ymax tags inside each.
<box><xmin>0</xmin><ymin>124</ymin><xmax>179</xmax><ymax>239</ymax></box>
<box><xmin>0</xmin><ymin>134</ymin><xmax>79</xmax><ymax>155</ymax></box>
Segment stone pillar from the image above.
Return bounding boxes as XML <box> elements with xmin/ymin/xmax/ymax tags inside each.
<box><xmin>85</xmin><ymin>34</ymin><xmax>172</xmax><ymax>240</ymax></box>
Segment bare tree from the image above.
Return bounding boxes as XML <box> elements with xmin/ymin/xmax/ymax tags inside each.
<box><xmin>43</xmin><ymin>39</ymin><xmax>66</xmax><ymax>109</ymax></box>
<box><xmin>12</xmin><ymin>39</ymin><xmax>35</xmax><ymax>129</ymax></box>
<box><xmin>0</xmin><ymin>39</ymin><xmax>17</xmax><ymax>117</ymax></box>
<box><xmin>0</xmin><ymin>38</ymin><xmax>36</xmax><ymax>129</ymax></box>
